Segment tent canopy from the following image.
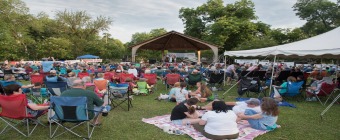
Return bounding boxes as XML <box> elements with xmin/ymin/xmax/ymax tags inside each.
<box><xmin>224</xmin><ymin>27</ymin><xmax>340</xmax><ymax>58</ymax></box>
<box><xmin>76</xmin><ymin>54</ymin><xmax>99</xmax><ymax>59</ymax></box>
<box><xmin>130</xmin><ymin>31</ymin><xmax>219</xmax><ymax>62</ymax></box>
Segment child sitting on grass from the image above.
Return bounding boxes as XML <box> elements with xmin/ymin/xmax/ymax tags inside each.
<box><xmin>237</xmin><ymin>97</ymin><xmax>280</xmax><ymax>131</ymax></box>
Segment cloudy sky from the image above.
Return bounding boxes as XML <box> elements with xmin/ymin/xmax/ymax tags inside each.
<box><xmin>21</xmin><ymin>0</ymin><xmax>335</xmax><ymax>43</ymax></box>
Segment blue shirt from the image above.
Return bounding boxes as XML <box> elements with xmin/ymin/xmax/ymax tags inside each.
<box><xmin>42</xmin><ymin>61</ymin><xmax>54</xmax><ymax>72</ymax></box>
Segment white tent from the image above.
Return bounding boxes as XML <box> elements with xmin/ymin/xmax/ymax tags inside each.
<box><xmin>224</xmin><ymin>27</ymin><xmax>340</xmax><ymax>58</ymax></box>
<box><xmin>222</xmin><ymin>27</ymin><xmax>340</xmax><ymax>98</ymax></box>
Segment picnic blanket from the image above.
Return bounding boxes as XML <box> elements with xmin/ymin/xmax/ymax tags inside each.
<box><xmin>236</xmin><ymin>97</ymin><xmax>296</xmax><ymax>108</ymax></box>
<box><xmin>142</xmin><ymin>113</ymin><xmax>268</xmax><ymax>140</ymax></box>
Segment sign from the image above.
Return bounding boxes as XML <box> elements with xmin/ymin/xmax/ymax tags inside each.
<box><xmin>235</xmin><ymin>59</ymin><xmax>259</xmax><ymax>65</ymax></box>
<box><xmin>167</xmin><ymin>53</ymin><xmax>196</xmax><ymax>59</ymax></box>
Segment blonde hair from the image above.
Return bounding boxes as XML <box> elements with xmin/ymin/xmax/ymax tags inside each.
<box><xmin>174</xmin><ymin>82</ymin><xmax>180</xmax><ymax>87</ymax></box>
<box><xmin>287</xmin><ymin>76</ymin><xmax>297</xmax><ymax>82</ymax></box>
<box><xmin>97</xmin><ymin>73</ymin><xmax>104</xmax><ymax>78</ymax></box>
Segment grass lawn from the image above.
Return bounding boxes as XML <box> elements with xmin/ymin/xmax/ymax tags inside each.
<box><xmin>1</xmin><ymin>80</ymin><xmax>340</xmax><ymax>140</ymax></box>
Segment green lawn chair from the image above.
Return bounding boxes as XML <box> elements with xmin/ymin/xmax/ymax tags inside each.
<box><xmin>137</xmin><ymin>81</ymin><xmax>149</xmax><ymax>95</ymax></box>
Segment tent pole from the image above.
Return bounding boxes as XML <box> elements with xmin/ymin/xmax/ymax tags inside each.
<box><xmin>269</xmin><ymin>55</ymin><xmax>276</xmax><ymax>96</ymax></box>
<box><xmin>224</xmin><ymin>56</ymin><xmax>227</xmax><ymax>86</ymax></box>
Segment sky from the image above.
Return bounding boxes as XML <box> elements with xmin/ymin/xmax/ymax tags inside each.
<box><xmin>21</xmin><ymin>0</ymin><xmax>335</xmax><ymax>43</ymax></box>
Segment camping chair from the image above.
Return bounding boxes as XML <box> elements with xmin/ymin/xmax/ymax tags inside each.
<box><xmin>137</xmin><ymin>81</ymin><xmax>149</xmax><ymax>95</ymax></box>
<box><xmin>119</xmin><ymin>73</ymin><xmax>135</xmax><ymax>83</ymax></box>
<box><xmin>59</xmin><ymin>67</ymin><xmax>67</xmax><ymax>75</ymax></box>
<box><xmin>28</xmin><ymin>87</ymin><xmax>48</xmax><ymax>104</ymax></box>
<box><xmin>275</xmin><ymin>71</ymin><xmax>291</xmax><ymax>84</ymax></box>
<box><xmin>165</xmin><ymin>74</ymin><xmax>180</xmax><ymax>90</ymax></box>
<box><xmin>109</xmin><ymin>83</ymin><xmax>132</xmax><ymax>111</ymax></box>
<box><xmin>207</xmin><ymin>72</ymin><xmax>224</xmax><ymax>90</ymax></box>
<box><xmin>104</xmin><ymin>72</ymin><xmax>114</xmax><ymax>82</ymax></box>
<box><xmin>306</xmin><ymin>82</ymin><xmax>336</xmax><ymax>105</ymax></box>
<box><xmin>77</xmin><ymin>72</ymin><xmax>89</xmax><ymax>79</ymax></box>
<box><xmin>280</xmin><ymin>81</ymin><xmax>304</xmax><ymax>101</ymax></box>
<box><xmin>187</xmin><ymin>73</ymin><xmax>202</xmax><ymax>88</ymax></box>
<box><xmin>143</xmin><ymin>73</ymin><xmax>157</xmax><ymax>92</ymax></box>
<box><xmin>237</xmin><ymin>77</ymin><xmax>266</xmax><ymax>98</ymax></box>
<box><xmin>30</xmin><ymin>75</ymin><xmax>44</xmax><ymax>85</ymax></box>
<box><xmin>0</xmin><ymin>94</ymin><xmax>47</xmax><ymax>137</ymax></box>
<box><xmin>45</xmin><ymin>81</ymin><xmax>68</xmax><ymax>96</ymax></box>
<box><xmin>49</xmin><ymin>96</ymin><xmax>100</xmax><ymax>139</ymax></box>
<box><xmin>94</xmin><ymin>79</ymin><xmax>109</xmax><ymax>98</ymax></box>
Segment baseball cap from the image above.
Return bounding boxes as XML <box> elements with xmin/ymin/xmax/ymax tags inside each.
<box><xmin>245</xmin><ymin>98</ymin><xmax>260</xmax><ymax>106</ymax></box>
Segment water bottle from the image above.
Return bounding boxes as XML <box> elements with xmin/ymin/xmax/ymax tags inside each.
<box><xmin>214</xmin><ymin>93</ymin><xmax>219</xmax><ymax>100</ymax></box>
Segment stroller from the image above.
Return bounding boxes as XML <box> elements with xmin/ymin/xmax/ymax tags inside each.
<box><xmin>238</xmin><ymin>77</ymin><xmax>266</xmax><ymax>97</ymax></box>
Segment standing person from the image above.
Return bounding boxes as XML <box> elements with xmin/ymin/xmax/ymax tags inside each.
<box><xmin>237</xmin><ymin>97</ymin><xmax>280</xmax><ymax>130</ymax></box>
<box><xmin>175</xmin><ymin>82</ymin><xmax>189</xmax><ymax>104</ymax></box>
<box><xmin>41</xmin><ymin>57</ymin><xmax>55</xmax><ymax>73</ymax></box>
<box><xmin>226</xmin><ymin>63</ymin><xmax>239</xmax><ymax>85</ymax></box>
<box><xmin>170</xmin><ymin>98</ymin><xmax>200</xmax><ymax>126</ymax></box>
<box><xmin>193</xmin><ymin>101</ymin><xmax>239</xmax><ymax>139</ymax></box>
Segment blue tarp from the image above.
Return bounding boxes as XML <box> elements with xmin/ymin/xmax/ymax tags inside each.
<box><xmin>76</xmin><ymin>54</ymin><xmax>99</xmax><ymax>59</ymax></box>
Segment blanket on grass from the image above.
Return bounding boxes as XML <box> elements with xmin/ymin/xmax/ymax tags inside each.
<box><xmin>235</xmin><ymin>97</ymin><xmax>296</xmax><ymax>108</ymax></box>
<box><xmin>142</xmin><ymin>114</ymin><xmax>268</xmax><ymax>140</ymax></box>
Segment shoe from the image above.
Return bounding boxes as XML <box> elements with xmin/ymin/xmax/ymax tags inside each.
<box><xmin>306</xmin><ymin>98</ymin><xmax>311</xmax><ymax>101</ymax></box>
<box><xmin>102</xmin><ymin>108</ymin><xmax>108</xmax><ymax>117</ymax></box>
<box><xmin>311</xmin><ymin>97</ymin><xmax>317</xmax><ymax>101</ymax></box>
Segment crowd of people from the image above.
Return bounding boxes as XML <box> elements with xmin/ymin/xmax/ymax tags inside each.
<box><xmin>1</xmin><ymin>58</ymin><xmax>340</xmax><ymax>139</ymax></box>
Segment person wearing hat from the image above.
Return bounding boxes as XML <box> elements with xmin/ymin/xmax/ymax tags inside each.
<box><xmin>43</xmin><ymin>70</ymin><xmax>65</xmax><ymax>82</ymax></box>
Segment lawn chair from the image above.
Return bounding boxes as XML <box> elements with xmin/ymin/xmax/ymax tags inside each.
<box><xmin>280</xmin><ymin>81</ymin><xmax>304</xmax><ymax>101</ymax></box>
<box><xmin>109</xmin><ymin>83</ymin><xmax>132</xmax><ymax>111</ymax></box>
<box><xmin>0</xmin><ymin>94</ymin><xmax>47</xmax><ymax>137</ymax></box>
<box><xmin>30</xmin><ymin>75</ymin><xmax>44</xmax><ymax>85</ymax></box>
<box><xmin>94</xmin><ymin>79</ymin><xmax>108</xmax><ymax>98</ymax></box>
<box><xmin>45</xmin><ymin>81</ymin><xmax>68</xmax><ymax>96</ymax></box>
<box><xmin>29</xmin><ymin>87</ymin><xmax>48</xmax><ymax>104</ymax></box>
<box><xmin>207</xmin><ymin>72</ymin><xmax>224</xmax><ymax>90</ymax></box>
<box><xmin>306</xmin><ymin>82</ymin><xmax>336</xmax><ymax>105</ymax></box>
<box><xmin>77</xmin><ymin>72</ymin><xmax>89</xmax><ymax>79</ymax></box>
<box><xmin>237</xmin><ymin>77</ymin><xmax>266</xmax><ymax>98</ymax></box>
<box><xmin>165</xmin><ymin>74</ymin><xmax>180</xmax><ymax>90</ymax></box>
<box><xmin>275</xmin><ymin>71</ymin><xmax>291</xmax><ymax>84</ymax></box>
<box><xmin>119</xmin><ymin>73</ymin><xmax>135</xmax><ymax>83</ymax></box>
<box><xmin>49</xmin><ymin>96</ymin><xmax>100</xmax><ymax>139</ymax></box>
<box><xmin>187</xmin><ymin>73</ymin><xmax>202</xmax><ymax>88</ymax></box>
<box><xmin>143</xmin><ymin>73</ymin><xmax>157</xmax><ymax>91</ymax></box>
<box><xmin>137</xmin><ymin>81</ymin><xmax>149</xmax><ymax>95</ymax></box>
<box><xmin>104</xmin><ymin>72</ymin><xmax>114</xmax><ymax>82</ymax></box>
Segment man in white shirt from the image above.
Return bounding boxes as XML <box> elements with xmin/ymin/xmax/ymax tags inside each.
<box><xmin>127</xmin><ymin>65</ymin><xmax>138</xmax><ymax>77</ymax></box>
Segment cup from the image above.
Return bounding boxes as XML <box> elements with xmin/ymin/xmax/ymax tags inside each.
<box><xmin>162</xmin><ymin>124</ymin><xmax>170</xmax><ymax>133</ymax></box>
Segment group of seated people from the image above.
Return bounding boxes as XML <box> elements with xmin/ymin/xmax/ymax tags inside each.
<box><xmin>170</xmin><ymin>97</ymin><xmax>280</xmax><ymax>139</ymax></box>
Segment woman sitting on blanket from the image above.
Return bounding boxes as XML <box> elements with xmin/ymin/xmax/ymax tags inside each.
<box><xmin>170</xmin><ymin>98</ymin><xmax>200</xmax><ymax>126</ymax></box>
<box><xmin>237</xmin><ymin>97</ymin><xmax>280</xmax><ymax>131</ymax></box>
<box><xmin>189</xmin><ymin>82</ymin><xmax>213</xmax><ymax>102</ymax></box>
<box><xmin>194</xmin><ymin>101</ymin><xmax>239</xmax><ymax>139</ymax></box>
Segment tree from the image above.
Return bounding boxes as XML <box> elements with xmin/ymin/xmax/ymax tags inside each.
<box><xmin>293</xmin><ymin>0</ymin><xmax>340</xmax><ymax>35</ymax></box>
<box><xmin>179</xmin><ymin>0</ymin><xmax>258</xmax><ymax>51</ymax></box>
<box><xmin>55</xmin><ymin>10</ymin><xmax>113</xmax><ymax>57</ymax></box>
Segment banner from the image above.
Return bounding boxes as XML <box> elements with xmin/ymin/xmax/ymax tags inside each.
<box><xmin>167</xmin><ymin>53</ymin><xmax>196</xmax><ymax>59</ymax></box>
<box><xmin>235</xmin><ymin>59</ymin><xmax>259</xmax><ymax>65</ymax></box>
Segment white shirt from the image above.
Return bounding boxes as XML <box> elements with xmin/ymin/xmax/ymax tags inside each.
<box><xmin>174</xmin><ymin>88</ymin><xmax>188</xmax><ymax>103</ymax></box>
<box><xmin>232</xmin><ymin>102</ymin><xmax>261</xmax><ymax>114</ymax></box>
<box><xmin>127</xmin><ymin>68</ymin><xmax>138</xmax><ymax>77</ymax></box>
<box><xmin>202</xmin><ymin>111</ymin><xmax>239</xmax><ymax>135</ymax></box>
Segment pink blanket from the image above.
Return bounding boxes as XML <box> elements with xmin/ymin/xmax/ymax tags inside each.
<box><xmin>142</xmin><ymin>114</ymin><xmax>268</xmax><ymax>140</ymax></box>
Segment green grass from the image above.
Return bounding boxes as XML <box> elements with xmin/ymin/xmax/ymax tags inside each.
<box><xmin>1</xmin><ymin>81</ymin><xmax>340</xmax><ymax>140</ymax></box>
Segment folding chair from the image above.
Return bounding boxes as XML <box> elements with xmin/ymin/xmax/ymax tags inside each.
<box><xmin>187</xmin><ymin>73</ymin><xmax>202</xmax><ymax>87</ymax></box>
<box><xmin>29</xmin><ymin>87</ymin><xmax>48</xmax><ymax>104</ymax></box>
<box><xmin>143</xmin><ymin>73</ymin><xmax>157</xmax><ymax>91</ymax></box>
<box><xmin>77</xmin><ymin>72</ymin><xmax>89</xmax><ymax>79</ymax></box>
<box><xmin>45</xmin><ymin>82</ymin><xmax>68</xmax><ymax>96</ymax></box>
<box><xmin>119</xmin><ymin>73</ymin><xmax>135</xmax><ymax>83</ymax></box>
<box><xmin>49</xmin><ymin>96</ymin><xmax>99</xmax><ymax>139</ymax></box>
<box><xmin>237</xmin><ymin>77</ymin><xmax>266</xmax><ymax>98</ymax></box>
<box><xmin>104</xmin><ymin>72</ymin><xmax>114</xmax><ymax>82</ymax></box>
<box><xmin>0</xmin><ymin>94</ymin><xmax>46</xmax><ymax>137</ymax></box>
<box><xmin>30</xmin><ymin>75</ymin><xmax>44</xmax><ymax>85</ymax></box>
<box><xmin>275</xmin><ymin>71</ymin><xmax>291</xmax><ymax>84</ymax></box>
<box><xmin>109</xmin><ymin>83</ymin><xmax>132</xmax><ymax>111</ymax></box>
<box><xmin>165</xmin><ymin>74</ymin><xmax>180</xmax><ymax>90</ymax></box>
<box><xmin>280</xmin><ymin>81</ymin><xmax>304</xmax><ymax>101</ymax></box>
<box><xmin>306</xmin><ymin>82</ymin><xmax>336</xmax><ymax>105</ymax></box>
<box><xmin>136</xmin><ymin>81</ymin><xmax>149</xmax><ymax>95</ymax></box>
<box><xmin>207</xmin><ymin>72</ymin><xmax>224</xmax><ymax>90</ymax></box>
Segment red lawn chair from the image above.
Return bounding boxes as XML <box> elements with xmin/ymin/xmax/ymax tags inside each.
<box><xmin>165</xmin><ymin>73</ymin><xmax>180</xmax><ymax>90</ymax></box>
<box><xmin>119</xmin><ymin>73</ymin><xmax>135</xmax><ymax>83</ymax></box>
<box><xmin>0</xmin><ymin>94</ymin><xmax>47</xmax><ymax>137</ymax></box>
<box><xmin>30</xmin><ymin>75</ymin><xmax>44</xmax><ymax>85</ymax></box>
<box><xmin>77</xmin><ymin>72</ymin><xmax>89</xmax><ymax>79</ymax></box>
<box><xmin>144</xmin><ymin>73</ymin><xmax>157</xmax><ymax>92</ymax></box>
<box><xmin>306</xmin><ymin>82</ymin><xmax>336</xmax><ymax>105</ymax></box>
